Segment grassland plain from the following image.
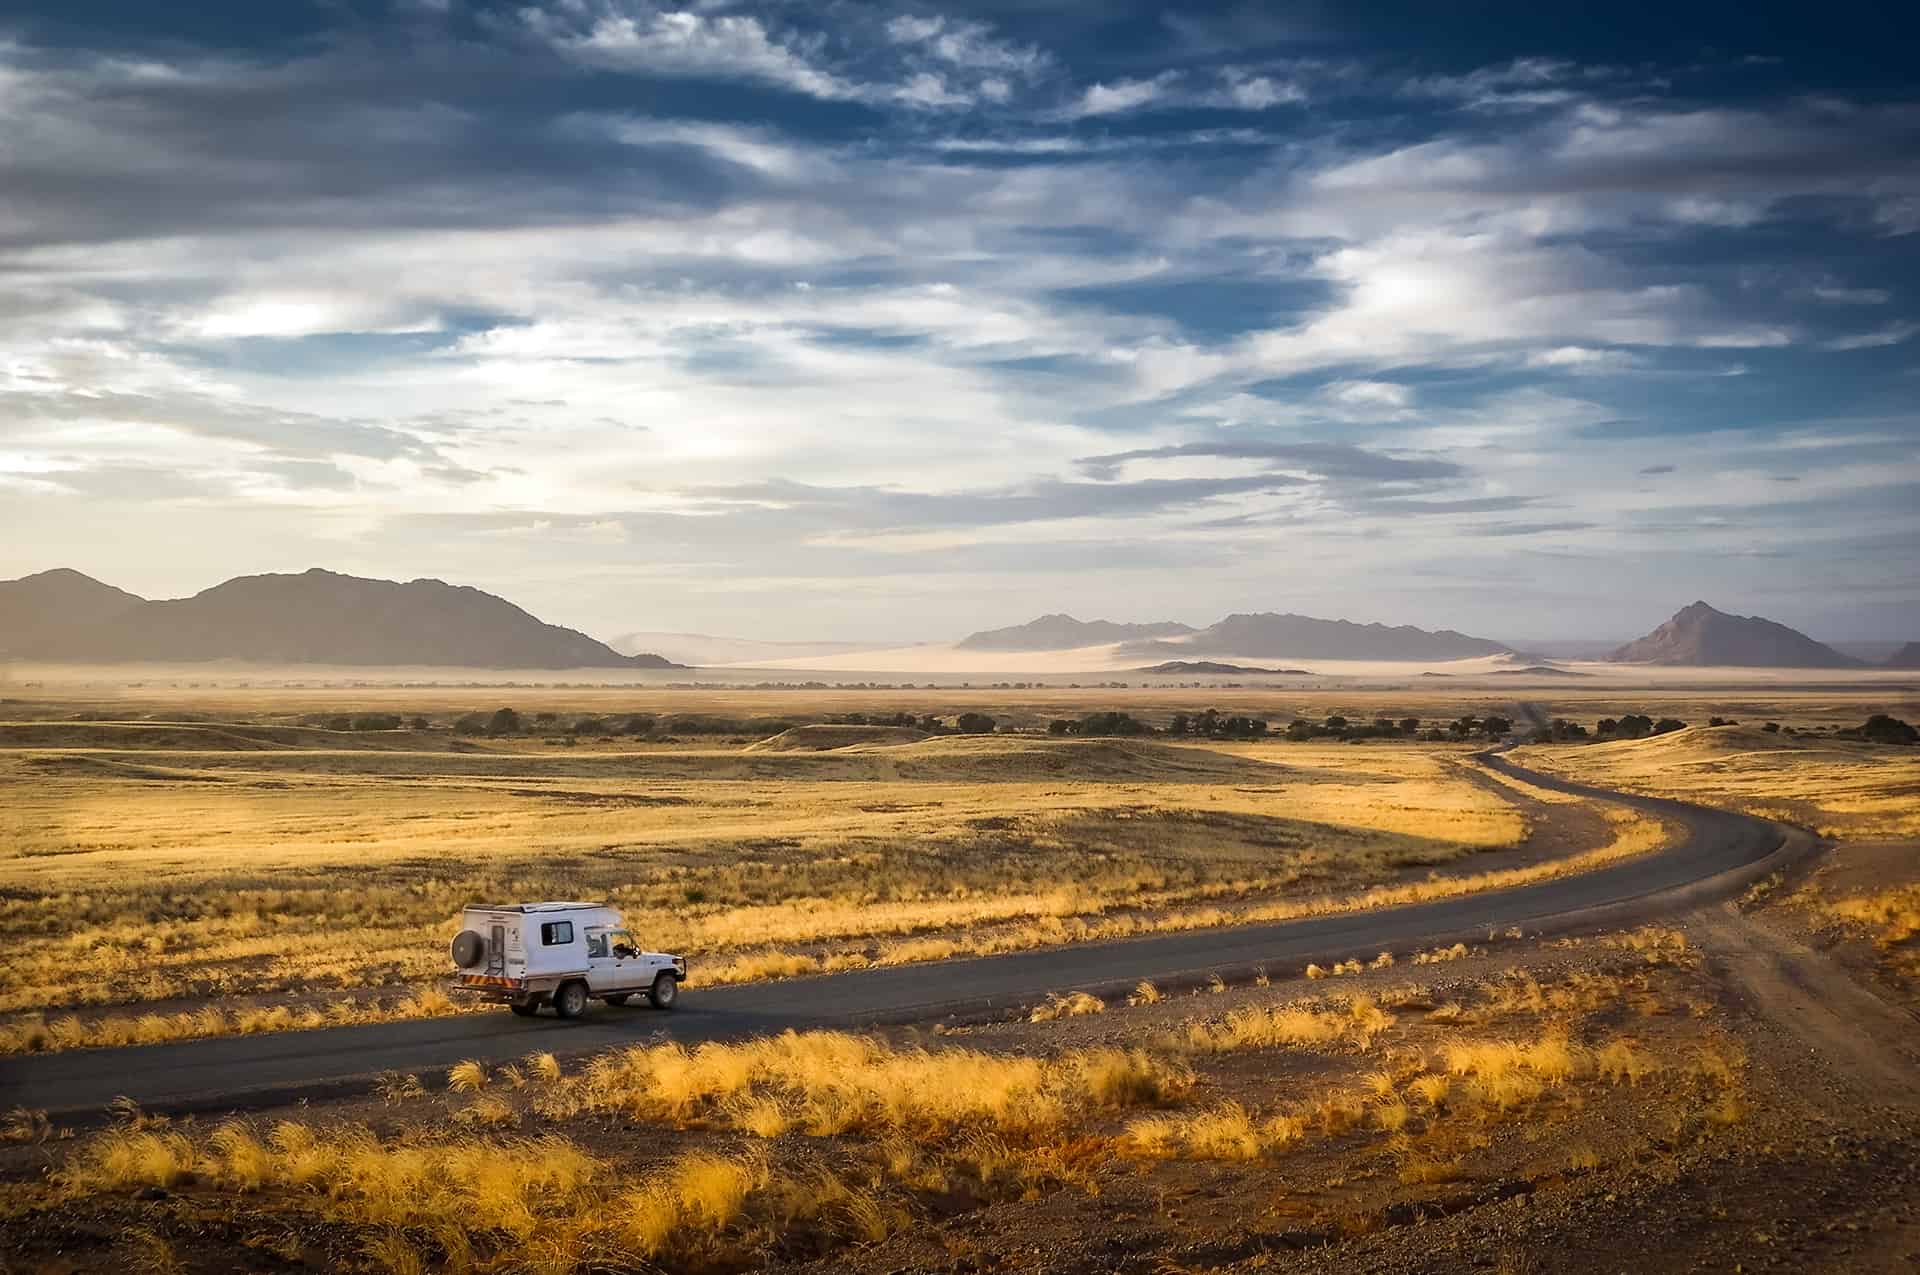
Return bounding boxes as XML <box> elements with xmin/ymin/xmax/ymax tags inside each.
<box><xmin>6</xmin><ymin>923</ymin><xmax>1916</xmax><ymax>1275</ymax></box>
<box><xmin>0</xmin><ymin>687</ymin><xmax>1701</xmax><ymax>1053</ymax></box>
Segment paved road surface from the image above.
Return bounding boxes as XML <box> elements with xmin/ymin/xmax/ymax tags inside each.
<box><xmin>0</xmin><ymin>751</ymin><xmax>1810</xmax><ymax>1118</ymax></box>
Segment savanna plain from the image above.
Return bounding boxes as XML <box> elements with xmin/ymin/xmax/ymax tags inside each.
<box><xmin>2</xmin><ymin>681</ymin><xmax>1919</xmax><ymax>1274</ymax></box>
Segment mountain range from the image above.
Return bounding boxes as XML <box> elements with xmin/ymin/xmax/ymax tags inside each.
<box><xmin>1607</xmin><ymin>601</ymin><xmax>1862</xmax><ymax>668</ymax></box>
<box><xmin>0</xmin><ymin>568</ymin><xmax>678</xmax><ymax>669</ymax></box>
<box><xmin>955</xmin><ymin>614</ymin><xmax>1196</xmax><ymax>651</ymax></box>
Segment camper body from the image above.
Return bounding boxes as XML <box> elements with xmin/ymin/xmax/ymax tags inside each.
<box><xmin>449</xmin><ymin>901</ymin><xmax>685</xmax><ymax>1017</ymax></box>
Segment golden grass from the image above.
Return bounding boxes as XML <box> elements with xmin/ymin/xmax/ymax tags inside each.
<box><xmin>0</xmin><ymin>727</ymin><xmax>1539</xmax><ymax>1036</ymax></box>
<box><xmin>543</xmin><ymin>1030</ymin><xmax>1191</xmax><ymax>1138</ymax></box>
<box><xmin>1517</xmin><ymin>725</ymin><xmax>1920</xmax><ymax>840</ymax></box>
<box><xmin>28</xmin><ymin>928</ymin><xmax>1737</xmax><ymax>1275</ymax></box>
<box><xmin>1186</xmin><ymin>994</ymin><xmax>1395</xmax><ymax>1053</ymax></box>
<box><xmin>1823</xmin><ymin>885</ymin><xmax>1920</xmax><ymax>949</ymax></box>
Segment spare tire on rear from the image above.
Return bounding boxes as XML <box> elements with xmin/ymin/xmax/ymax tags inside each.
<box><xmin>450</xmin><ymin>929</ymin><xmax>486</xmax><ymax>969</ymax></box>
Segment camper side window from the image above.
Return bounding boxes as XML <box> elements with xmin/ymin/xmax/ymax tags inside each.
<box><xmin>540</xmin><ymin>921</ymin><xmax>574</xmax><ymax>946</ymax></box>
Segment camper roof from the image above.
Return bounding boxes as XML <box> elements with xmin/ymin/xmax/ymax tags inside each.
<box><xmin>469</xmin><ymin>901</ymin><xmax>610</xmax><ymax>914</ymax></box>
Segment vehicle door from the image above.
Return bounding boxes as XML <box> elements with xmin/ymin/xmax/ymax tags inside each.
<box><xmin>486</xmin><ymin>922</ymin><xmax>506</xmax><ymax>976</ymax></box>
<box><xmin>583</xmin><ymin>927</ymin><xmax>626</xmax><ymax>992</ymax></box>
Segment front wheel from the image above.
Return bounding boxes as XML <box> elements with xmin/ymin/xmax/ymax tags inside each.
<box><xmin>553</xmin><ymin>980</ymin><xmax>589</xmax><ymax>1019</ymax></box>
<box><xmin>648</xmin><ymin>973</ymin><xmax>679</xmax><ymax>1010</ymax></box>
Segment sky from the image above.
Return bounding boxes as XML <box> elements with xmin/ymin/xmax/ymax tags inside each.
<box><xmin>1</xmin><ymin>0</ymin><xmax>1916</xmax><ymax>644</ymax></box>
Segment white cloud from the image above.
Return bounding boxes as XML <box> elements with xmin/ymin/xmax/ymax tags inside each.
<box><xmin>1821</xmin><ymin>321</ymin><xmax>1920</xmax><ymax>351</ymax></box>
<box><xmin>1069</xmin><ymin>73</ymin><xmax>1178</xmax><ymax>118</ymax></box>
<box><xmin>523</xmin><ymin>3</ymin><xmax>859</xmax><ymax>100</ymax></box>
<box><xmin>1322</xmin><ymin>380</ymin><xmax>1412</xmax><ymax>409</ymax></box>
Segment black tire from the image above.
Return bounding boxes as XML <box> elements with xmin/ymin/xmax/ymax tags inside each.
<box><xmin>648</xmin><ymin>973</ymin><xmax>679</xmax><ymax>1010</ymax></box>
<box><xmin>449</xmin><ymin>930</ymin><xmax>486</xmax><ymax>969</ymax></box>
<box><xmin>605</xmin><ymin>993</ymin><xmax>631</xmax><ymax>1006</ymax></box>
<box><xmin>553</xmin><ymin>980</ymin><xmax>589</xmax><ymax>1019</ymax></box>
<box><xmin>508</xmin><ymin>998</ymin><xmax>540</xmax><ymax>1017</ymax></box>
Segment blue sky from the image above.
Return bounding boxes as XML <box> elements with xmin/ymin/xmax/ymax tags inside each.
<box><xmin>1</xmin><ymin>0</ymin><xmax>1915</xmax><ymax>642</ymax></box>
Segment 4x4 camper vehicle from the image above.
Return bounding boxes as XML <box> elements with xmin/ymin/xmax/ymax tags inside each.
<box><xmin>449</xmin><ymin>902</ymin><xmax>686</xmax><ymax>1017</ymax></box>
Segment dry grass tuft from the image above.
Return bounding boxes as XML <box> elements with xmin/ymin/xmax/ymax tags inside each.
<box><xmin>447</xmin><ymin>1060</ymin><xmax>488</xmax><ymax>1093</ymax></box>
<box><xmin>1030</xmin><ymin>991</ymin><xmax>1105</xmax><ymax>1022</ymax></box>
<box><xmin>1128</xmin><ymin>980</ymin><xmax>1163</xmax><ymax>1006</ymax></box>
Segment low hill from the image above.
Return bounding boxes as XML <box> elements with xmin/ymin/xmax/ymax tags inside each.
<box><xmin>1488</xmin><ymin>665</ymin><xmax>1595</xmax><ymax>678</ymax></box>
<box><xmin>1884</xmin><ymin>642</ymin><xmax>1920</xmax><ymax>669</ymax></box>
<box><xmin>745</xmin><ymin>724</ymin><xmax>929</xmax><ymax>751</ymax></box>
<box><xmin>1609</xmin><ymin>602</ymin><xmax>1861</xmax><ymax>668</ymax></box>
<box><xmin>1136</xmin><ymin>661</ymin><xmax>1313</xmax><ymax>675</ymax></box>
<box><xmin>17</xmin><ymin>568</ymin><xmax>680</xmax><ymax>669</ymax></box>
<box><xmin>957</xmin><ymin>613</ymin><xmax>1194</xmax><ymax>651</ymax></box>
<box><xmin>1127</xmin><ymin>612</ymin><xmax>1512</xmax><ymax>662</ymax></box>
<box><xmin>0</xmin><ymin>569</ymin><xmax>145</xmax><ymax>655</ymax></box>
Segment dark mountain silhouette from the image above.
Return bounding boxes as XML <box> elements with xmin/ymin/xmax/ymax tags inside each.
<box><xmin>957</xmin><ymin>613</ymin><xmax>1194</xmax><ymax>651</ymax></box>
<box><xmin>1126</xmin><ymin>612</ymin><xmax>1512</xmax><ymax>662</ymax></box>
<box><xmin>1608</xmin><ymin>602</ymin><xmax>1861</xmax><ymax>668</ymax></box>
<box><xmin>0</xmin><ymin>568</ymin><xmax>146</xmax><ymax>656</ymax></box>
<box><xmin>1488</xmin><ymin>665</ymin><xmax>1595</xmax><ymax>678</ymax></box>
<box><xmin>1136</xmin><ymin>661</ymin><xmax>1314</xmax><ymax>675</ymax></box>
<box><xmin>11</xmin><ymin>568</ymin><xmax>679</xmax><ymax>668</ymax></box>
<box><xmin>1883</xmin><ymin>642</ymin><xmax>1920</xmax><ymax>670</ymax></box>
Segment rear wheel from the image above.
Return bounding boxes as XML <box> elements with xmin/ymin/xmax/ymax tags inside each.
<box><xmin>508</xmin><ymin>998</ymin><xmax>540</xmax><ymax>1017</ymax></box>
<box><xmin>605</xmin><ymin>993</ymin><xmax>631</xmax><ymax>1006</ymax></box>
<box><xmin>648</xmin><ymin>973</ymin><xmax>679</xmax><ymax>1010</ymax></box>
<box><xmin>553</xmin><ymin>980</ymin><xmax>589</xmax><ymax>1019</ymax></box>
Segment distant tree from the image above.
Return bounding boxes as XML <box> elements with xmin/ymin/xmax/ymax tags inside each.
<box><xmin>1652</xmin><ymin>717</ymin><xmax>1686</xmax><ymax>735</ymax></box>
<box><xmin>1481</xmin><ymin>715</ymin><xmax>1513</xmax><ymax>737</ymax></box>
<box><xmin>350</xmin><ymin>714</ymin><xmax>402</xmax><ymax>732</ymax></box>
<box><xmin>1168</xmin><ymin>712</ymin><xmax>1191</xmax><ymax>736</ymax></box>
<box><xmin>1761</xmin><ymin>721</ymin><xmax>1780</xmax><ymax>734</ymax></box>
<box><xmin>1855</xmin><ymin>714</ymin><xmax>1918</xmax><ymax>745</ymax></box>
<box><xmin>1708</xmin><ymin>716</ymin><xmax>1738</xmax><ymax>727</ymax></box>
<box><xmin>1075</xmin><ymin>711</ymin><xmax>1148</xmax><ymax>737</ymax></box>
<box><xmin>1325</xmin><ymin>715</ymin><xmax>1348</xmax><ymax>732</ymax></box>
<box><xmin>573</xmin><ymin>717</ymin><xmax>607</xmax><ymax>735</ymax></box>
<box><xmin>621</xmin><ymin>714</ymin><xmax>657</xmax><ymax>735</ymax></box>
<box><xmin>453</xmin><ymin>712</ymin><xmax>489</xmax><ymax>736</ymax></box>
<box><xmin>955</xmin><ymin>712</ymin><xmax>996</xmax><ymax>734</ymax></box>
<box><xmin>408</xmin><ymin>716</ymin><xmax>430</xmax><ymax>731</ymax></box>
<box><xmin>323</xmin><ymin>715</ymin><xmax>352</xmax><ymax>732</ymax></box>
<box><xmin>1618</xmin><ymin>714</ymin><xmax>1654</xmax><ymax>738</ymax></box>
<box><xmin>1286</xmin><ymin>718</ymin><xmax>1318</xmax><ymax>741</ymax></box>
<box><xmin>1399</xmin><ymin>717</ymin><xmax>1421</xmax><ymax>735</ymax></box>
<box><xmin>1595</xmin><ymin>718</ymin><xmax>1619</xmax><ymax>736</ymax></box>
<box><xmin>486</xmin><ymin>707</ymin><xmax>522</xmax><ymax>736</ymax></box>
<box><xmin>1048</xmin><ymin>719</ymin><xmax>1074</xmax><ymax>736</ymax></box>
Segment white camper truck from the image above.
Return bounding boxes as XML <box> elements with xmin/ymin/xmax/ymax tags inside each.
<box><xmin>449</xmin><ymin>902</ymin><xmax>686</xmax><ymax>1017</ymax></box>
